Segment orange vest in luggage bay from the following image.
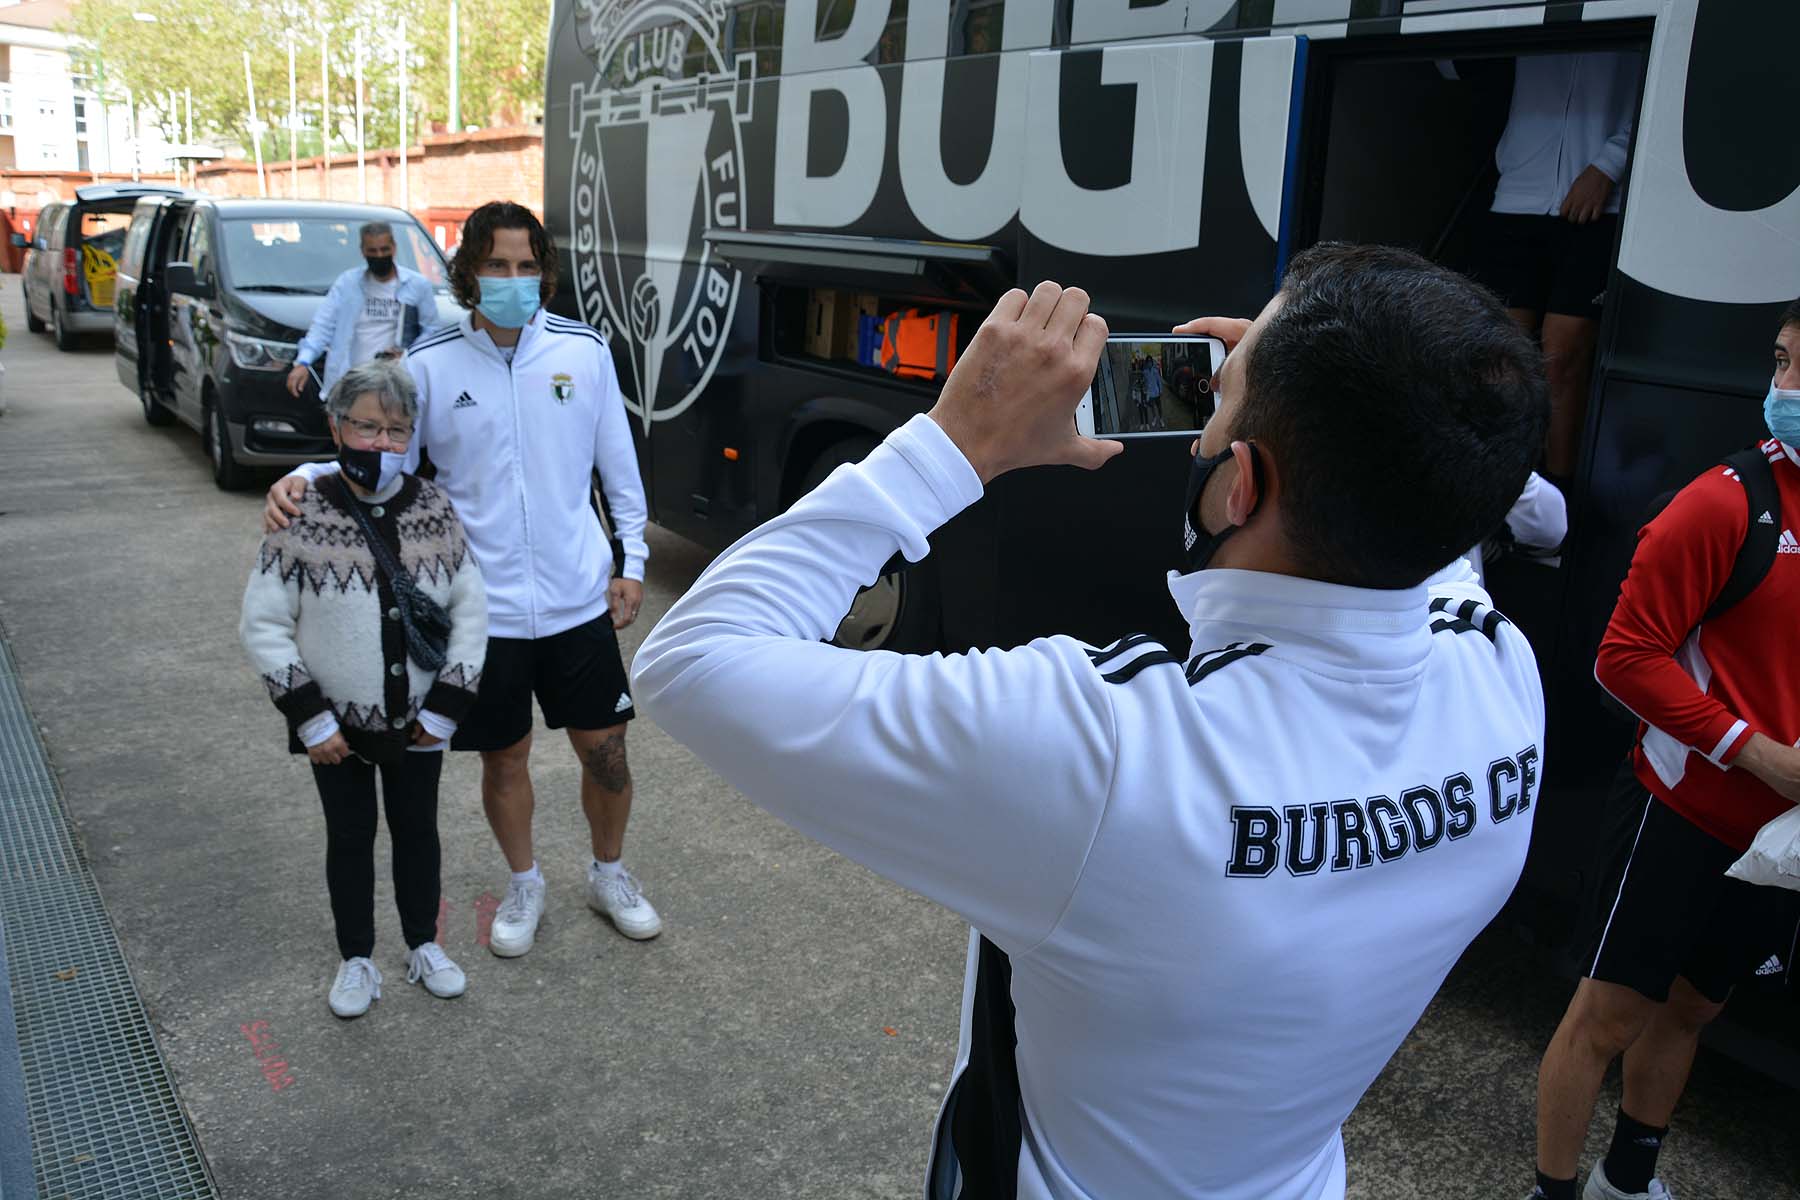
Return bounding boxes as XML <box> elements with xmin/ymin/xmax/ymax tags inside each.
<box><xmin>881</xmin><ymin>310</ymin><xmax>958</xmax><ymax>380</ymax></box>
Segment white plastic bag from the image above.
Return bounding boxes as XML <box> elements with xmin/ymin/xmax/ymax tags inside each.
<box><xmin>1725</xmin><ymin>804</ymin><xmax>1800</xmax><ymax>892</ymax></box>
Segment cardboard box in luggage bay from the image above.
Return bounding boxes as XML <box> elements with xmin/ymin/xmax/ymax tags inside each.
<box><xmin>804</xmin><ymin>290</ymin><xmax>880</xmax><ymax>360</ymax></box>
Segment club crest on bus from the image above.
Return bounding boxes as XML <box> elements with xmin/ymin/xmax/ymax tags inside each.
<box><xmin>568</xmin><ymin>0</ymin><xmax>754</xmax><ymax>431</ymax></box>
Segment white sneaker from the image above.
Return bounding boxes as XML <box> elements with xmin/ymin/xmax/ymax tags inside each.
<box><xmin>490</xmin><ymin>877</ymin><xmax>546</xmax><ymax>958</ymax></box>
<box><xmin>1584</xmin><ymin>1162</ymin><xmax>1675</xmax><ymax>1200</ymax></box>
<box><xmin>587</xmin><ymin>863</ymin><xmax>662</xmax><ymax>940</ymax></box>
<box><xmin>404</xmin><ymin>941</ymin><xmax>466</xmax><ymax>998</ymax></box>
<box><xmin>328</xmin><ymin>956</ymin><xmax>382</xmax><ymax>1019</ymax></box>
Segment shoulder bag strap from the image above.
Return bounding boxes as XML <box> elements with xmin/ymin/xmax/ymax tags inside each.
<box><xmin>332</xmin><ymin>474</ymin><xmax>410</xmax><ymax>587</ymax></box>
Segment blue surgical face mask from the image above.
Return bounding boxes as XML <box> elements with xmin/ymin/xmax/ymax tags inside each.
<box><xmin>1766</xmin><ymin>377</ymin><xmax>1800</xmax><ymax>446</ymax></box>
<box><xmin>476</xmin><ymin>275</ymin><xmax>542</xmax><ymax>329</ymax></box>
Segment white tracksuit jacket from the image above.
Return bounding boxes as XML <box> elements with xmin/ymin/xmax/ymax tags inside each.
<box><xmin>298</xmin><ymin>309</ymin><xmax>647</xmax><ymax>640</ymax></box>
<box><xmin>634</xmin><ymin>415</ymin><xmax>1545</xmax><ymax>1200</ymax></box>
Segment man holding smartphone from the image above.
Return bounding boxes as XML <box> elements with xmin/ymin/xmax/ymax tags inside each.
<box><xmin>634</xmin><ymin>245</ymin><xmax>1550</xmax><ymax>1199</ymax></box>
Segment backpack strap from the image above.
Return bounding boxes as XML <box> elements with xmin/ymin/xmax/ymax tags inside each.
<box><xmin>1705</xmin><ymin>446</ymin><xmax>1781</xmax><ymax>621</ymax></box>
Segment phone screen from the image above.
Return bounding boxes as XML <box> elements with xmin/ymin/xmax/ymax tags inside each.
<box><xmin>1076</xmin><ymin>335</ymin><xmax>1226</xmax><ymax>438</ymax></box>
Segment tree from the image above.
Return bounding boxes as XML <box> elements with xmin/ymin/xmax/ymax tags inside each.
<box><xmin>68</xmin><ymin>0</ymin><xmax>552</xmax><ymax>161</ymax></box>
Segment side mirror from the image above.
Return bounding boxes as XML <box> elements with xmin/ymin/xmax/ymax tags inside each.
<box><xmin>164</xmin><ymin>261</ymin><xmax>214</xmax><ymax>300</ymax></box>
<box><xmin>8</xmin><ymin>233</ymin><xmax>23</xmax><ymax>249</ymax></box>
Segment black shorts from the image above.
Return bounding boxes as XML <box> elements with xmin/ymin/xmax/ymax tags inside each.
<box><xmin>1579</xmin><ymin>766</ymin><xmax>1800</xmax><ymax>1004</ymax></box>
<box><xmin>1471</xmin><ymin>211</ymin><xmax>1617</xmax><ymax>320</ymax></box>
<box><xmin>450</xmin><ymin>615</ymin><xmax>635</xmax><ymax>752</ymax></box>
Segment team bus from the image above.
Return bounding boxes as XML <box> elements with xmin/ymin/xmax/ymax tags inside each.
<box><xmin>545</xmin><ymin>0</ymin><xmax>1798</xmax><ymax>1063</ymax></box>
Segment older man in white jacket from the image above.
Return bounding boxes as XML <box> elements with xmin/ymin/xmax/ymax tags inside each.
<box><xmin>285</xmin><ymin>221</ymin><xmax>438</xmax><ymax>402</ymax></box>
<box><xmin>635</xmin><ymin>245</ymin><xmax>1552</xmax><ymax>1200</ymax></box>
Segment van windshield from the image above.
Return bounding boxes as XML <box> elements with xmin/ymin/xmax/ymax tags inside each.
<box><xmin>219</xmin><ymin>218</ymin><xmax>447</xmax><ymax>294</ymax></box>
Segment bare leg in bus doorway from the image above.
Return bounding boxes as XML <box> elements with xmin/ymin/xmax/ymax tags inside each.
<box><xmin>1540</xmin><ymin>313</ymin><xmax>1599</xmax><ymax>482</ymax></box>
<box><xmin>1505</xmin><ymin>307</ymin><xmax>1596</xmax><ymax>484</ymax></box>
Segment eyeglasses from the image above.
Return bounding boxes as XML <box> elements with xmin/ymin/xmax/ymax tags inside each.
<box><xmin>338</xmin><ymin>416</ymin><xmax>414</xmax><ymax>445</ymax></box>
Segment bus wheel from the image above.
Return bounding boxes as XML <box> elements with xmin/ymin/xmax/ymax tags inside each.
<box><xmin>799</xmin><ymin>437</ymin><xmax>943</xmax><ymax>653</ymax></box>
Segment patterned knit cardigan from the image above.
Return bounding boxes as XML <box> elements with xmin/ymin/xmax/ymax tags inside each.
<box><xmin>240</xmin><ymin>475</ymin><xmax>487</xmax><ymax>764</ymax></box>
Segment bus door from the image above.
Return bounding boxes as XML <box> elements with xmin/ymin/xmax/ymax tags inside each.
<box><xmin>994</xmin><ymin>31</ymin><xmax>1311</xmax><ymax>650</ymax></box>
<box><xmin>1292</xmin><ymin>19</ymin><xmax>1663</xmax><ymax>932</ymax></box>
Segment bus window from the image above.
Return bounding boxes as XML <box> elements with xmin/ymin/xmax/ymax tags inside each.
<box><xmin>960</xmin><ymin>0</ymin><xmax>1004</xmax><ymax>54</ymax></box>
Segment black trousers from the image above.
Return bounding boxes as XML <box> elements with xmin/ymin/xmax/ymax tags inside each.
<box><xmin>310</xmin><ymin>751</ymin><xmax>443</xmax><ymax>960</ymax></box>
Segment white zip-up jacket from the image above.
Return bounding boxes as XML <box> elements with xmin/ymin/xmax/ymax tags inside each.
<box><xmin>296</xmin><ymin>309</ymin><xmax>648</xmax><ymax>640</ymax></box>
<box><xmin>634</xmin><ymin>415</ymin><xmax>1546</xmax><ymax>1200</ymax></box>
<box><xmin>1491</xmin><ymin>51</ymin><xmax>1638</xmax><ymax>216</ymax></box>
<box><xmin>294</xmin><ymin>264</ymin><xmax>439</xmax><ymax>400</ymax></box>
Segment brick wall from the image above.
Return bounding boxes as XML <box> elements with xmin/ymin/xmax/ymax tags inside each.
<box><xmin>194</xmin><ymin>125</ymin><xmax>544</xmax><ymax>252</ymax></box>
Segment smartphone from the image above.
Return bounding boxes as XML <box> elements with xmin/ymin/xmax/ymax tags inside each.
<box><xmin>1075</xmin><ymin>334</ymin><xmax>1227</xmax><ymax>438</ymax></box>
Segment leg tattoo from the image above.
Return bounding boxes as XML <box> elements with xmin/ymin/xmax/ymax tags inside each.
<box><xmin>582</xmin><ymin>735</ymin><xmax>631</xmax><ymax>794</ymax></box>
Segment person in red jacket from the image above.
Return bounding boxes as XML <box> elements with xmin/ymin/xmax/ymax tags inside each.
<box><xmin>1529</xmin><ymin>300</ymin><xmax>1800</xmax><ymax>1200</ymax></box>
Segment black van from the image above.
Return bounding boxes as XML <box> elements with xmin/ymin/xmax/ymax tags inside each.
<box><xmin>113</xmin><ymin>197</ymin><xmax>454</xmax><ymax>489</ymax></box>
<box><xmin>14</xmin><ymin>182</ymin><xmax>186</xmax><ymax>351</ymax></box>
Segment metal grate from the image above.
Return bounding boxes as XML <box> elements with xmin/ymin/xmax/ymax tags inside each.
<box><xmin>0</xmin><ymin>638</ymin><xmax>217</xmax><ymax>1199</ymax></box>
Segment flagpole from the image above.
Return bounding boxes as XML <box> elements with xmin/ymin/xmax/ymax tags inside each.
<box><xmin>354</xmin><ymin>26</ymin><xmax>366</xmax><ymax>201</ymax></box>
<box><xmin>398</xmin><ymin>15</ymin><xmax>409</xmax><ymax>213</ymax></box>
<box><xmin>243</xmin><ymin>52</ymin><xmax>266</xmax><ymax>197</ymax></box>
<box><xmin>320</xmin><ymin>28</ymin><xmax>331</xmax><ymax>199</ymax></box>
<box><xmin>448</xmin><ymin>0</ymin><xmax>460</xmax><ymax>132</ymax></box>
<box><xmin>288</xmin><ymin>35</ymin><xmax>299</xmax><ymax>197</ymax></box>
<box><xmin>164</xmin><ymin>90</ymin><xmax>178</xmax><ymax>186</ymax></box>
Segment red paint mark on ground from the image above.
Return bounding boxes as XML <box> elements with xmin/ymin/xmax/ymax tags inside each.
<box><xmin>240</xmin><ymin>1020</ymin><xmax>296</xmax><ymax>1092</ymax></box>
<box><xmin>473</xmin><ymin>892</ymin><xmax>500</xmax><ymax>947</ymax></box>
<box><xmin>435</xmin><ymin>896</ymin><xmax>452</xmax><ymax>946</ymax></box>
<box><xmin>882</xmin><ymin>1026</ymin><xmax>898</xmax><ymax>1037</ymax></box>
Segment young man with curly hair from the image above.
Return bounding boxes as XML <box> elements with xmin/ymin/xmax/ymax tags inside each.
<box><xmin>266</xmin><ymin>200</ymin><xmax>661</xmax><ymax>956</ymax></box>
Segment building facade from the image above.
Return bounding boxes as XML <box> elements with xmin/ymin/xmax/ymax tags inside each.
<box><xmin>0</xmin><ymin>0</ymin><xmax>173</xmax><ymax>177</ymax></box>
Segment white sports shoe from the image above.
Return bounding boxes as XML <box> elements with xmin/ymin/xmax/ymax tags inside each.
<box><xmin>404</xmin><ymin>941</ymin><xmax>466</xmax><ymax>998</ymax></box>
<box><xmin>587</xmin><ymin>863</ymin><xmax>662</xmax><ymax>940</ymax></box>
<box><xmin>1584</xmin><ymin>1162</ymin><xmax>1675</xmax><ymax>1200</ymax></box>
<box><xmin>490</xmin><ymin>877</ymin><xmax>546</xmax><ymax>958</ymax></box>
<box><xmin>328</xmin><ymin>956</ymin><xmax>382</xmax><ymax>1019</ymax></box>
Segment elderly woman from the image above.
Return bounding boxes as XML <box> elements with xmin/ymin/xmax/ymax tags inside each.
<box><xmin>240</xmin><ymin>360</ymin><xmax>487</xmax><ymax>1019</ymax></box>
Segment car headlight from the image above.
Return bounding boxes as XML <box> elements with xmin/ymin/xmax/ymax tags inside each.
<box><xmin>225</xmin><ymin>331</ymin><xmax>299</xmax><ymax>372</ymax></box>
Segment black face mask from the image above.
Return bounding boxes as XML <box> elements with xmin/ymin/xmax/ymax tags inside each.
<box><xmin>365</xmin><ymin>255</ymin><xmax>395</xmax><ymax>279</ymax></box>
<box><xmin>1181</xmin><ymin>441</ymin><xmax>1262</xmax><ymax>573</ymax></box>
<box><xmin>338</xmin><ymin>444</ymin><xmax>384</xmax><ymax>490</ymax></box>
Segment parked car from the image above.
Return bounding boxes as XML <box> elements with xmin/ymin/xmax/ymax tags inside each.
<box><xmin>15</xmin><ymin>183</ymin><xmax>187</xmax><ymax>351</ymax></box>
<box><xmin>114</xmin><ymin>197</ymin><xmax>455</xmax><ymax>489</ymax></box>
